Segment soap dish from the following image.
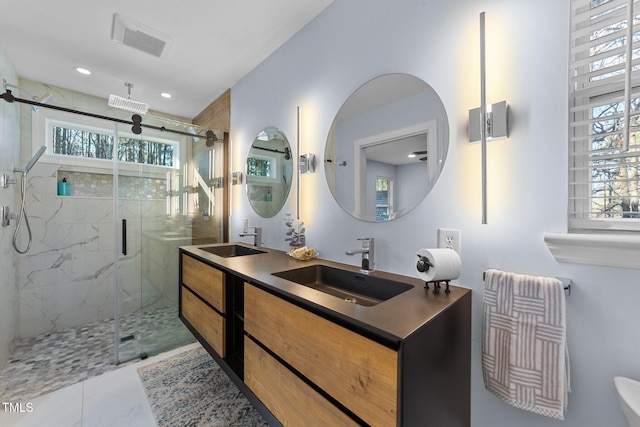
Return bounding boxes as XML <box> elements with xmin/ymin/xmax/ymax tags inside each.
<box><xmin>287</xmin><ymin>246</ymin><xmax>317</xmax><ymax>261</ymax></box>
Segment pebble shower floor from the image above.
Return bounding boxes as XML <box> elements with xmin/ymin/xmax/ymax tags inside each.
<box><xmin>0</xmin><ymin>306</ymin><xmax>194</xmax><ymax>405</ymax></box>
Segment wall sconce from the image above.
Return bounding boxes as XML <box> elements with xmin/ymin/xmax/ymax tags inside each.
<box><xmin>468</xmin><ymin>100</ymin><xmax>508</xmax><ymax>143</ymax></box>
<box><xmin>299</xmin><ymin>153</ymin><xmax>316</xmax><ymax>174</ymax></box>
<box><xmin>468</xmin><ymin>12</ymin><xmax>509</xmax><ymax>224</ymax></box>
<box><xmin>211</xmin><ymin>177</ymin><xmax>224</xmax><ymax>188</ymax></box>
<box><xmin>231</xmin><ymin>172</ymin><xmax>242</xmax><ymax>185</ymax></box>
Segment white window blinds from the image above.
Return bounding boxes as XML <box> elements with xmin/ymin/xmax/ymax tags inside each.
<box><xmin>570</xmin><ymin>0</ymin><xmax>640</xmax><ymax>231</ymax></box>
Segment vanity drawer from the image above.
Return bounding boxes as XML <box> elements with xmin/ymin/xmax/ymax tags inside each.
<box><xmin>244</xmin><ymin>284</ymin><xmax>398</xmax><ymax>427</ymax></box>
<box><xmin>181</xmin><ymin>286</ymin><xmax>226</xmax><ymax>357</ymax></box>
<box><xmin>245</xmin><ymin>336</ymin><xmax>358</xmax><ymax>427</ymax></box>
<box><xmin>181</xmin><ymin>254</ymin><xmax>225</xmax><ymax>312</ymax></box>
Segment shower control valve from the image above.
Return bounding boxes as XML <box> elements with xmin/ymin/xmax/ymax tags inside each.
<box><xmin>1</xmin><ymin>173</ymin><xmax>17</xmax><ymax>188</ymax></box>
<box><xmin>2</xmin><ymin>206</ymin><xmax>10</xmax><ymax>227</ymax></box>
<box><xmin>2</xmin><ymin>206</ymin><xmax>19</xmax><ymax>226</ymax></box>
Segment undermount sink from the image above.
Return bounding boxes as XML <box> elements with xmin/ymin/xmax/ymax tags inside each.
<box><xmin>272</xmin><ymin>264</ymin><xmax>413</xmax><ymax>307</ymax></box>
<box><xmin>199</xmin><ymin>245</ymin><xmax>266</xmax><ymax>258</ymax></box>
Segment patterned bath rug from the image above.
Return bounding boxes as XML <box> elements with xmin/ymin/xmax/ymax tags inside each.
<box><xmin>137</xmin><ymin>345</ymin><xmax>268</xmax><ymax>426</ymax></box>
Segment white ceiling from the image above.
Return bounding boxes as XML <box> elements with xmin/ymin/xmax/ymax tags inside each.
<box><xmin>0</xmin><ymin>0</ymin><xmax>333</xmax><ymax>119</ymax></box>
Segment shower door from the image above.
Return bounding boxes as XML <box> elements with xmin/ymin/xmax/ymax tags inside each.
<box><xmin>114</xmin><ymin>120</ymin><xmax>224</xmax><ymax>363</ymax></box>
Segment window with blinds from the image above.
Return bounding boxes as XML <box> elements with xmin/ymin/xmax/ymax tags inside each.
<box><xmin>570</xmin><ymin>0</ymin><xmax>640</xmax><ymax>231</ymax></box>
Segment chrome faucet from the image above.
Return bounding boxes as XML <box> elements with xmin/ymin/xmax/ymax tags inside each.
<box><xmin>239</xmin><ymin>226</ymin><xmax>262</xmax><ymax>247</ymax></box>
<box><xmin>346</xmin><ymin>237</ymin><xmax>374</xmax><ymax>271</ymax></box>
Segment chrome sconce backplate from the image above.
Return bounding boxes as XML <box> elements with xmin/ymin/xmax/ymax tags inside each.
<box><xmin>299</xmin><ymin>153</ymin><xmax>315</xmax><ymax>174</ymax></box>
<box><xmin>232</xmin><ymin>171</ymin><xmax>242</xmax><ymax>185</ymax></box>
<box><xmin>468</xmin><ymin>100</ymin><xmax>508</xmax><ymax>143</ymax></box>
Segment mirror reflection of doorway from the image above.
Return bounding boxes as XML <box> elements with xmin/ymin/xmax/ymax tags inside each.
<box><xmin>353</xmin><ymin>120</ymin><xmax>436</xmax><ymax>220</ymax></box>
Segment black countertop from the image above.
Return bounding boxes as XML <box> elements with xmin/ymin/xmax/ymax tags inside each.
<box><xmin>180</xmin><ymin>242</ymin><xmax>470</xmax><ymax>348</ymax></box>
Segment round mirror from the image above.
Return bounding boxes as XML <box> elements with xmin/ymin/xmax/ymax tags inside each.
<box><xmin>324</xmin><ymin>74</ymin><xmax>449</xmax><ymax>222</ymax></box>
<box><xmin>246</xmin><ymin>127</ymin><xmax>293</xmax><ymax>218</ymax></box>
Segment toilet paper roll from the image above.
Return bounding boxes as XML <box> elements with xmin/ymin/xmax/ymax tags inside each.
<box><xmin>416</xmin><ymin>248</ymin><xmax>461</xmax><ymax>282</ymax></box>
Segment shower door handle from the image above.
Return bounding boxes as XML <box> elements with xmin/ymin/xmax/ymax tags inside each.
<box><xmin>122</xmin><ymin>219</ymin><xmax>127</xmax><ymax>256</ymax></box>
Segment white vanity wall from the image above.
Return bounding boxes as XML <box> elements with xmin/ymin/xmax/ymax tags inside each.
<box><xmin>230</xmin><ymin>0</ymin><xmax>639</xmax><ymax>426</ymax></box>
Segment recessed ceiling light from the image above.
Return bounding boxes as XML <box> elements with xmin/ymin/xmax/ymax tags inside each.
<box><xmin>74</xmin><ymin>66</ymin><xmax>92</xmax><ymax>75</ymax></box>
<box><xmin>160</xmin><ymin>92</ymin><xmax>172</xmax><ymax>99</ymax></box>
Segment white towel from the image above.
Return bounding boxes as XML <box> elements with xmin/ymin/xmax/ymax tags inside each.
<box><xmin>482</xmin><ymin>269</ymin><xmax>570</xmax><ymax>420</ymax></box>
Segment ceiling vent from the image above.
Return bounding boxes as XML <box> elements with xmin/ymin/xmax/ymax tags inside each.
<box><xmin>111</xmin><ymin>14</ymin><xmax>174</xmax><ymax>59</ymax></box>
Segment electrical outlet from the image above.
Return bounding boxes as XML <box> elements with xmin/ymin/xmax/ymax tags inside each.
<box><xmin>437</xmin><ymin>228</ymin><xmax>461</xmax><ymax>254</ymax></box>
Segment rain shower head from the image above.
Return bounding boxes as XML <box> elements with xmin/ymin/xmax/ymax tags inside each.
<box><xmin>108</xmin><ymin>94</ymin><xmax>149</xmax><ymax>114</ymax></box>
<box><xmin>23</xmin><ymin>146</ymin><xmax>46</xmax><ymax>173</ymax></box>
<box><xmin>108</xmin><ymin>82</ymin><xmax>149</xmax><ymax>114</ymax></box>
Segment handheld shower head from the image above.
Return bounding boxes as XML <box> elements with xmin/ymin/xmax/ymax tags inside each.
<box><xmin>23</xmin><ymin>146</ymin><xmax>46</xmax><ymax>173</ymax></box>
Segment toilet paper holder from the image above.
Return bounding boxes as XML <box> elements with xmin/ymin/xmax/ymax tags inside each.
<box><xmin>416</xmin><ymin>254</ymin><xmax>451</xmax><ymax>294</ymax></box>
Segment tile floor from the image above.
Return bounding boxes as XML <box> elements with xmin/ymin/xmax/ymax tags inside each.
<box><xmin>0</xmin><ymin>342</ymin><xmax>201</xmax><ymax>427</ymax></box>
<box><xmin>0</xmin><ymin>306</ymin><xmax>194</xmax><ymax>404</ymax></box>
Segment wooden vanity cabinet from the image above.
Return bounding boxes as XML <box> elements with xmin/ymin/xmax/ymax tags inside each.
<box><xmin>179</xmin><ymin>254</ymin><xmax>227</xmax><ymax>357</ymax></box>
<box><xmin>178</xmin><ymin>248</ymin><xmax>470</xmax><ymax>427</ymax></box>
<box><xmin>245</xmin><ymin>283</ymin><xmax>396</xmax><ymax>426</ymax></box>
<box><xmin>244</xmin><ymin>336</ymin><xmax>359</xmax><ymax>427</ymax></box>
<box><xmin>181</xmin><ymin>254</ymin><xmax>225</xmax><ymax>311</ymax></box>
<box><xmin>244</xmin><ymin>282</ymin><xmax>471</xmax><ymax>427</ymax></box>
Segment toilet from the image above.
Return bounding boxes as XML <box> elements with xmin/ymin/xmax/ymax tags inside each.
<box><xmin>615</xmin><ymin>376</ymin><xmax>640</xmax><ymax>427</ymax></box>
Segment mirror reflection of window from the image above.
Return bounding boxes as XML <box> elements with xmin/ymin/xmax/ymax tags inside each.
<box><xmin>247</xmin><ymin>157</ymin><xmax>272</xmax><ymax>177</ymax></box>
<box><xmin>376</xmin><ymin>176</ymin><xmax>393</xmax><ymax>222</ymax></box>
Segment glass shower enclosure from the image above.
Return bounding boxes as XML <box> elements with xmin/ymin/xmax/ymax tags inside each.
<box><xmin>112</xmin><ymin>116</ymin><xmax>225</xmax><ymax>363</ymax></box>
<box><xmin>12</xmin><ymin>81</ymin><xmax>226</xmax><ymax>368</ymax></box>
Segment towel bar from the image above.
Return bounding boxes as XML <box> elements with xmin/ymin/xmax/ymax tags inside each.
<box><xmin>482</xmin><ymin>271</ymin><xmax>572</xmax><ymax>296</ymax></box>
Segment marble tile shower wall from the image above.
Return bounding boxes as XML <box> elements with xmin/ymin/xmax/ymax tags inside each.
<box><xmin>17</xmin><ymin>170</ymin><xmax>179</xmax><ymax>339</ymax></box>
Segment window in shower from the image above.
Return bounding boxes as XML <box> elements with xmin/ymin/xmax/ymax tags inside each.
<box><xmin>51</xmin><ymin>123</ymin><xmax>177</xmax><ymax>167</ymax></box>
<box><xmin>32</xmin><ymin>108</ymin><xmax>180</xmax><ymax>170</ymax></box>
<box><xmin>50</xmin><ymin>125</ymin><xmax>176</xmax><ymax>167</ymax></box>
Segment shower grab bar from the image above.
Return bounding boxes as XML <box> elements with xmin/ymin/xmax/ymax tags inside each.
<box><xmin>122</xmin><ymin>219</ymin><xmax>127</xmax><ymax>256</ymax></box>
